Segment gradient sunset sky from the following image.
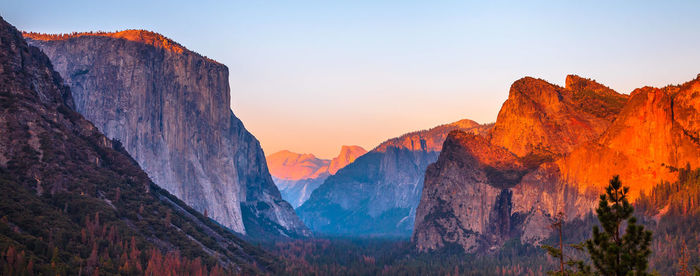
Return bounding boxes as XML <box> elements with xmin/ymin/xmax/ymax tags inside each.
<box><xmin>3</xmin><ymin>0</ymin><xmax>699</xmax><ymax>158</ymax></box>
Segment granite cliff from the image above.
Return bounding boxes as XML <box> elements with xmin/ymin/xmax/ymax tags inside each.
<box><xmin>297</xmin><ymin>119</ymin><xmax>491</xmax><ymax>236</ymax></box>
<box><xmin>556</xmin><ymin>78</ymin><xmax>700</xmax><ymax>199</ymax></box>
<box><xmin>489</xmin><ymin>75</ymin><xmax>628</xmax><ymax>158</ymax></box>
<box><xmin>413</xmin><ymin>75</ymin><xmax>700</xmax><ymax>253</ymax></box>
<box><xmin>267</xmin><ymin>146</ymin><xmax>366</xmax><ymax>208</ymax></box>
<box><xmin>23</xmin><ymin>30</ymin><xmax>309</xmax><ymax>238</ymax></box>
<box><xmin>0</xmin><ymin>16</ymin><xmax>275</xmax><ymax>274</ymax></box>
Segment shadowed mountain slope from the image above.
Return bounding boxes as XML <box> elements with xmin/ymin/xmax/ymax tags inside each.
<box><xmin>298</xmin><ymin>119</ymin><xmax>491</xmax><ymax>236</ymax></box>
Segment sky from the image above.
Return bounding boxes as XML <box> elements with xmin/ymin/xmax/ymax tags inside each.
<box><xmin>2</xmin><ymin>1</ymin><xmax>699</xmax><ymax>158</ymax></box>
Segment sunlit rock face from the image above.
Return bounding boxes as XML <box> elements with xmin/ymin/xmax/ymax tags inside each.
<box><xmin>267</xmin><ymin>146</ymin><xmax>366</xmax><ymax>208</ymax></box>
<box><xmin>413</xmin><ymin>75</ymin><xmax>700</xmax><ymax>253</ymax></box>
<box><xmin>329</xmin><ymin>145</ymin><xmax>367</xmax><ymax>174</ymax></box>
<box><xmin>24</xmin><ymin>31</ymin><xmax>309</xmax><ymax>238</ymax></box>
<box><xmin>556</xmin><ymin>76</ymin><xmax>700</xmax><ymax>200</ymax></box>
<box><xmin>490</xmin><ymin>75</ymin><xmax>628</xmax><ymax>158</ymax></box>
<box><xmin>297</xmin><ymin>119</ymin><xmax>491</xmax><ymax>236</ymax></box>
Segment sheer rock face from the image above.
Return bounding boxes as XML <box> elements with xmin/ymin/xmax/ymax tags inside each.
<box><xmin>266</xmin><ymin>146</ymin><xmax>366</xmax><ymax>208</ymax></box>
<box><xmin>556</xmin><ymin>77</ymin><xmax>700</xmax><ymax>200</ymax></box>
<box><xmin>297</xmin><ymin>119</ymin><xmax>491</xmax><ymax>236</ymax></box>
<box><xmin>413</xmin><ymin>132</ymin><xmax>525</xmax><ymax>252</ymax></box>
<box><xmin>24</xmin><ymin>31</ymin><xmax>309</xmax><ymax>237</ymax></box>
<box><xmin>0</xmin><ymin>17</ymin><xmax>272</xmax><ymax>271</ymax></box>
<box><xmin>413</xmin><ymin>75</ymin><xmax>700</xmax><ymax>253</ymax></box>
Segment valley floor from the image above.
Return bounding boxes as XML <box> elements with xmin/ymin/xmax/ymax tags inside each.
<box><xmin>263</xmin><ymin>237</ymin><xmax>552</xmax><ymax>275</ymax></box>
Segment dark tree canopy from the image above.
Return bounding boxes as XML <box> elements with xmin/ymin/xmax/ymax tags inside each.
<box><xmin>585</xmin><ymin>175</ymin><xmax>652</xmax><ymax>275</ymax></box>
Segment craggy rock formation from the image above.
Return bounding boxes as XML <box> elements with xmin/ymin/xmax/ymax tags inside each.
<box><xmin>414</xmin><ymin>131</ymin><xmax>596</xmax><ymax>253</ymax></box>
<box><xmin>414</xmin><ymin>75</ymin><xmax>699</xmax><ymax>253</ymax></box>
<box><xmin>413</xmin><ymin>132</ymin><xmax>527</xmax><ymax>252</ymax></box>
<box><xmin>0</xmin><ymin>16</ymin><xmax>275</xmax><ymax>273</ymax></box>
<box><xmin>23</xmin><ymin>31</ymin><xmax>309</xmax><ymax>238</ymax></box>
<box><xmin>267</xmin><ymin>146</ymin><xmax>366</xmax><ymax>208</ymax></box>
<box><xmin>490</xmin><ymin>75</ymin><xmax>627</xmax><ymax>157</ymax></box>
<box><xmin>298</xmin><ymin>119</ymin><xmax>491</xmax><ymax>236</ymax></box>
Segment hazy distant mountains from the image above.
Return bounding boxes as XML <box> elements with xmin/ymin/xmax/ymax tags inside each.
<box><xmin>267</xmin><ymin>146</ymin><xmax>367</xmax><ymax>208</ymax></box>
<box><xmin>24</xmin><ymin>30</ymin><xmax>309</xmax><ymax>238</ymax></box>
<box><xmin>297</xmin><ymin>120</ymin><xmax>491</xmax><ymax>236</ymax></box>
<box><xmin>413</xmin><ymin>75</ymin><xmax>700</xmax><ymax>253</ymax></box>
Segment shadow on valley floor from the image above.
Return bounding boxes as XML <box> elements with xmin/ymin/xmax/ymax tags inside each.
<box><xmin>262</xmin><ymin>236</ymin><xmax>553</xmax><ymax>275</ymax></box>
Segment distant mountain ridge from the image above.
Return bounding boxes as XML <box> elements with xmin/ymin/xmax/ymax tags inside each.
<box><xmin>24</xmin><ymin>29</ymin><xmax>310</xmax><ymax>238</ymax></box>
<box><xmin>267</xmin><ymin>146</ymin><xmax>366</xmax><ymax>208</ymax></box>
<box><xmin>413</xmin><ymin>74</ymin><xmax>700</xmax><ymax>253</ymax></box>
<box><xmin>297</xmin><ymin>119</ymin><xmax>491</xmax><ymax>236</ymax></box>
<box><xmin>24</xmin><ymin>30</ymin><xmax>208</xmax><ymax>60</ymax></box>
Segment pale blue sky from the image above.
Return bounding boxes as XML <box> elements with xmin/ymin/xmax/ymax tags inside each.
<box><xmin>2</xmin><ymin>0</ymin><xmax>699</xmax><ymax>158</ymax></box>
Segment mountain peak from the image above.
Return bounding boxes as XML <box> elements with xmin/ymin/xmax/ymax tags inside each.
<box><xmin>448</xmin><ymin>119</ymin><xmax>480</xmax><ymax>129</ymax></box>
<box><xmin>339</xmin><ymin>145</ymin><xmax>365</xmax><ymax>152</ymax></box>
<box><xmin>565</xmin><ymin>74</ymin><xmax>619</xmax><ymax>96</ymax></box>
<box><xmin>492</xmin><ymin>75</ymin><xmax>629</xmax><ymax>157</ymax></box>
<box><xmin>329</xmin><ymin>145</ymin><xmax>367</xmax><ymax>174</ymax></box>
<box><xmin>508</xmin><ymin>76</ymin><xmax>560</xmax><ymax>97</ymax></box>
<box><xmin>267</xmin><ymin>150</ymin><xmax>330</xmax><ymax>181</ymax></box>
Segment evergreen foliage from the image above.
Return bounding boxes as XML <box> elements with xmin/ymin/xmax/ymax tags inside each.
<box><xmin>543</xmin><ymin>175</ymin><xmax>655</xmax><ymax>276</ymax></box>
<box><xmin>585</xmin><ymin>175</ymin><xmax>652</xmax><ymax>275</ymax></box>
<box><xmin>637</xmin><ymin>167</ymin><xmax>700</xmax><ymax>274</ymax></box>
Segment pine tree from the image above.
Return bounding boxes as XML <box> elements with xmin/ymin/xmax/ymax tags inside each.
<box><xmin>585</xmin><ymin>175</ymin><xmax>652</xmax><ymax>275</ymax></box>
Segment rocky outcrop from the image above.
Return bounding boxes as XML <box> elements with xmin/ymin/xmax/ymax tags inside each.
<box><xmin>0</xmin><ymin>16</ymin><xmax>274</xmax><ymax>273</ymax></box>
<box><xmin>297</xmin><ymin>119</ymin><xmax>491</xmax><ymax>236</ymax></box>
<box><xmin>413</xmin><ymin>75</ymin><xmax>700</xmax><ymax>253</ymax></box>
<box><xmin>24</xmin><ymin>30</ymin><xmax>309</xmax><ymax>238</ymax></box>
<box><xmin>267</xmin><ymin>146</ymin><xmax>366</xmax><ymax>207</ymax></box>
<box><xmin>413</xmin><ymin>132</ymin><xmax>526</xmax><ymax>252</ymax></box>
<box><xmin>490</xmin><ymin>75</ymin><xmax>628</xmax><ymax>157</ymax></box>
